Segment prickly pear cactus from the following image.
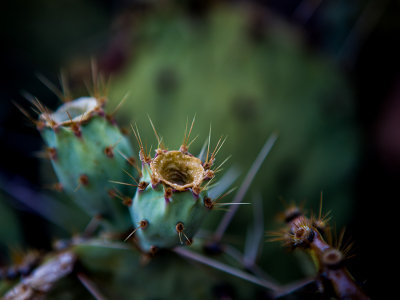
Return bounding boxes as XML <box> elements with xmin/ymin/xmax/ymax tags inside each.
<box><xmin>38</xmin><ymin>96</ymin><xmax>137</xmax><ymax>230</ymax></box>
<box><xmin>129</xmin><ymin>123</ymin><xmax>218</xmax><ymax>252</ymax></box>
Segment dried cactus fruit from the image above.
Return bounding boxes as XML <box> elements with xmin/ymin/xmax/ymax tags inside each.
<box><xmin>38</xmin><ymin>96</ymin><xmax>137</xmax><ymax>230</ymax></box>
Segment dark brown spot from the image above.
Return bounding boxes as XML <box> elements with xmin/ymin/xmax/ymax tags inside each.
<box><xmin>71</xmin><ymin>122</ymin><xmax>81</xmax><ymax>137</ymax></box>
<box><xmin>176</xmin><ymin>222</ymin><xmax>184</xmax><ymax>233</ymax></box>
<box><xmin>47</xmin><ymin>147</ymin><xmax>57</xmax><ymax>160</ymax></box>
<box><xmin>104</xmin><ymin>146</ymin><xmax>114</xmax><ymax>158</ymax></box>
<box><xmin>122</xmin><ymin>197</ymin><xmax>132</xmax><ymax>206</ymax></box>
<box><xmin>127</xmin><ymin>156</ymin><xmax>136</xmax><ymax>166</ymax></box>
<box><xmin>204</xmin><ymin>196</ymin><xmax>214</xmax><ymax>209</ymax></box>
<box><xmin>140</xmin><ymin>219</ymin><xmax>148</xmax><ymax>229</ymax></box>
<box><xmin>108</xmin><ymin>189</ymin><xmax>117</xmax><ymax>199</ymax></box>
<box><xmin>139</xmin><ymin>181</ymin><xmax>149</xmax><ymax>191</ymax></box>
<box><xmin>79</xmin><ymin>174</ymin><xmax>89</xmax><ymax>186</ymax></box>
<box><xmin>192</xmin><ymin>185</ymin><xmax>202</xmax><ymax>196</ymax></box>
<box><xmin>149</xmin><ymin>246</ymin><xmax>159</xmax><ymax>256</ymax></box>
<box><xmin>120</xmin><ymin>127</ymin><xmax>130</xmax><ymax>135</ymax></box>
<box><xmin>164</xmin><ymin>187</ymin><xmax>173</xmax><ymax>199</ymax></box>
<box><xmin>53</xmin><ymin>182</ymin><xmax>63</xmax><ymax>192</ymax></box>
<box><xmin>204</xmin><ymin>169</ymin><xmax>215</xmax><ymax>180</ymax></box>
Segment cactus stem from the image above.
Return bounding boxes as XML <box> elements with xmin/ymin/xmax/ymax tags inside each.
<box><xmin>124</xmin><ymin>220</ymin><xmax>148</xmax><ymax>242</ymax></box>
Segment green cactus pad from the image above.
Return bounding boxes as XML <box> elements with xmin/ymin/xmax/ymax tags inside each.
<box><xmin>39</xmin><ymin>97</ymin><xmax>137</xmax><ymax>230</ymax></box>
<box><xmin>129</xmin><ymin>140</ymin><xmax>217</xmax><ymax>252</ymax></box>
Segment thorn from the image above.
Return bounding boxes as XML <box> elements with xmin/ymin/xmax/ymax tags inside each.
<box><xmin>181</xmin><ymin>115</ymin><xmax>196</xmax><ymax>153</ymax></box>
<box><xmin>148</xmin><ymin>115</ymin><xmax>164</xmax><ymax>149</ymax></box>
<box><xmin>124</xmin><ymin>220</ymin><xmax>148</xmax><ymax>242</ymax></box>
<box><xmin>131</xmin><ymin>123</ymin><xmax>151</xmax><ymax>164</ymax></box>
<box><xmin>213</xmin><ymin>133</ymin><xmax>277</xmax><ymax>242</ymax></box>
<box><xmin>36</xmin><ymin>73</ymin><xmax>65</xmax><ymax>101</ymax></box>
<box><xmin>110</xmin><ymin>93</ymin><xmax>129</xmax><ymax>116</ymax></box>
<box><xmin>77</xmin><ymin>272</ymin><xmax>107</xmax><ymax>300</ymax></box>
<box><xmin>59</xmin><ymin>70</ymin><xmax>72</xmax><ymax>102</ymax></box>
<box><xmin>111</xmin><ymin>189</ymin><xmax>133</xmax><ymax>206</ymax></box>
<box><xmin>176</xmin><ymin>222</ymin><xmax>185</xmax><ymax>244</ymax></box>
<box><xmin>116</xmin><ymin>149</ymin><xmax>142</xmax><ymax>177</ymax></box>
<box><xmin>103</xmin><ymin>138</ymin><xmax>122</xmax><ymax>158</ymax></box>
<box><xmin>109</xmin><ymin>180</ymin><xmax>137</xmax><ymax>188</ymax></box>
<box><xmin>12</xmin><ymin>101</ymin><xmax>38</xmax><ymax>126</ymax></box>
<box><xmin>122</xmin><ymin>168</ymin><xmax>139</xmax><ymax>185</ymax></box>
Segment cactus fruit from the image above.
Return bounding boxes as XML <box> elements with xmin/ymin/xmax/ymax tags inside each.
<box><xmin>37</xmin><ymin>96</ymin><xmax>137</xmax><ymax>230</ymax></box>
<box><xmin>128</xmin><ymin>122</ymin><xmax>221</xmax><ymax>252</ymax></box>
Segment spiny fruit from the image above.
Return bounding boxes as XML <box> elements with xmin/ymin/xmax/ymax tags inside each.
<box><xmin>37</xmin><ymin>96</ymin><xmax>137</xmax><ymax>230</ymax></box>
<box><xmin>128</xmin><ymin>120</ymin><xmax>225</xmax><ymax>252</ymax></box>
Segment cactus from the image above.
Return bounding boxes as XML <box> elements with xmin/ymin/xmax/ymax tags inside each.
<box><xmin>127</xmin><ymin>120</ymin><xmax>223</xmax><ymax>252</ymax></box>
<box><xmin>37</xmin><ymin>96</ymin><xmax>137</xmax><ymax>230</ymax></box>
<box><xmin>0</xmin><ymin>2</ymin><xmax>371</xmax><ymax>299</ymax></box>
<box><xmin>270</xmin><ymin>202</ymin><xmax>369</xmax><ymax>299</ymax></box>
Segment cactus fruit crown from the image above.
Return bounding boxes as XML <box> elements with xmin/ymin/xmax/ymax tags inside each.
<box><xmin>40</xmin><ymin>97</ymin><xmax>99</xmax><ymax>124</ymax></box>
<box><xmin>128</xmin><ymin>119</ymin><xmax>224</xmax><ymax>252</ymax></box>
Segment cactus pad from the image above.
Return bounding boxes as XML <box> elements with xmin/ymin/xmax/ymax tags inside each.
<box><xmin>38</xmin><ymin>97</ymin><xmax>137</xmax><ymax>230</ymax></box>
<box><xmin>129</xmin><ymin>125</ymin><xmax>219</xmax><ymax>252</ymax></box>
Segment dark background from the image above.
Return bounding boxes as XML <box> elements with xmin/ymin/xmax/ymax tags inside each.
<box><xmin>1</xmin><ymin>0</ymin><xmax>399</xmax><ymax>298</ymax></box>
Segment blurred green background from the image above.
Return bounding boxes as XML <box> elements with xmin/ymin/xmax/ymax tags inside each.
<box><xmin>1</xmin><ymin>0</ymin><xmax>399</xmax><ymax>298</ymax></box>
